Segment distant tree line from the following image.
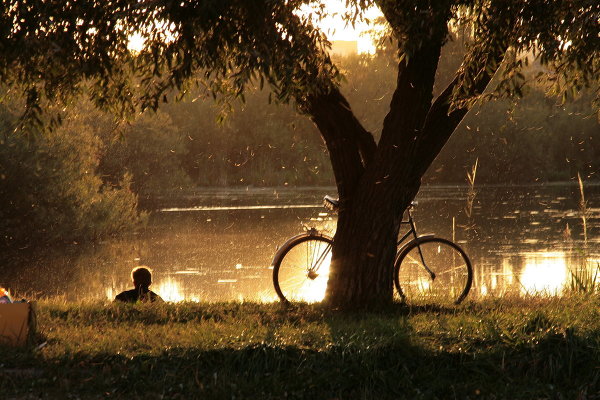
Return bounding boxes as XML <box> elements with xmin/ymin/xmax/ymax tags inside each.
<box><xmin>97</xmin><ymin>50</ymin><xmax>600</xmax><ymax>191</ymax></box>
<box><xmin>0</xmin><ymin>50</ymin><xmax>598</xmax><ymax>250</ymax></box>
<box><xmin>428</xmin><ymin>89</ymin><xmax>600</xmax><ymax>184</ymax></box>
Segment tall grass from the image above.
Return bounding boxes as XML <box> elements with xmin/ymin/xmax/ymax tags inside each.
<box><xmin>566</xmin><ymin>173</ymin><xmax>600</xmax><ymax>294</ymax></box>
<box><xmin>464</xmin><ymin>157</ymin><xmax>478</xmax><ymax>221</ymax></box>
<box><xmin>568</xmin><ymin>261</ymin><xmax>600</xmax><ymax>293</ymax></box>
<box><xmin>566</xmin><ymin>174</ymin><xmax>598</xmax><ymax>294</ymax></box>
<box><xmin>2</xmin><ymin>298</ymin><xmax>600</xmax><ymax>399</ymax></box>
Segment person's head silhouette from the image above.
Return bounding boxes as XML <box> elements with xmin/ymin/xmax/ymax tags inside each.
<box><xmin>115</xmin><ymin>266</ymin><xmax>163</xmax><ymax>303</ymax></box>
<box><xmin>131</xmin><ymin>266</ymin><xmax>152</xmax><ymax>289</ymax></box>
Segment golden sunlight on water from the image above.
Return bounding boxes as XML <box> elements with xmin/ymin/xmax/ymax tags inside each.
<box><xmin>478</xmin><ymin>258</ymin><xmax>515</xmax><ymax>296</ymax></box>
<box><xmin>105</xmin><ymin>287</ymin><xmax>115</xmax><ymax>301</ymax></box>
<box><xmin>105</xmin><ymin>278</ymin><xmax>192</xmax><ymax>302</ymax></box>
<box><xmin>155</xmin><ymin>278</ymin><xmax>185</xmax><ymax>302</ymax></box>
<box><xmin>519</xmin><ymin>252</ymin><xmax>568</xmax><ymax>295</ymax></box>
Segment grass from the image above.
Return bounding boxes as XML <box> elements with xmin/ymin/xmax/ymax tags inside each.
<box><xmin>464</xmin><ymin>157</ymin><xmax>479</xmax><ymax>222</ymax></box>
<box><xmin>569</xmin><ymin>261</ymin><xmax>600</xmax><ymax>294</ymax></box>
<box><xmin>461</xmin><ymin>158</ymin><xmax>478</xmax><ymax>240</ymax></box>
<box><xmin>1</xmin><ymin>297</ymin><xmax>600</xmax><ymax>399</ymax></box>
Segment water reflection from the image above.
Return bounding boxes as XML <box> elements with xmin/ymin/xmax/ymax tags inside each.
<box><xmin>519</xmin><ymin>252</ymin><xmax>568</xmax><ymax>295</ymax></box>
<box><xmin>155</xmin><ymin>278</ymin><xmax>186</xmax><ymax>302</ymax></box>
<box><xmin>473</xmin><ymin>249</ymin><xmax>600</xmax><ymax>298</ymax></box>
<box><xmin>4</xmin><ymin>184</ymin><xmax>600</xmax><ymax>302</ymax></box>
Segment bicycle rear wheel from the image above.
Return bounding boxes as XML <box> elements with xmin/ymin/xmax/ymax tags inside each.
<box><xmin>394</xmin><ymin>237</ymin><xmax>472</xmax><ymax>305</ymax></box>
<box><xmin>272</xmin><ymin>234</ymin><xmax>333</xmax><ymax>303</ymax></box>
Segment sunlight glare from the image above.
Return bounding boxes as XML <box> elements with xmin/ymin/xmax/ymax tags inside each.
<box><xmin>259</xmin><ymin>291</ymin><xmax>279</xmax><ymax>303</ymax></box>
<box><xmin>519</xmin><ymin>252</ymin><xmax>568</xmax><ymax>295</ymax></box>
<box><xmin>300</xmin><ymin>0</ymin><xmax>383</xmax><ymax>55</ymax></box>
<box><xmin>105</xmin><ymin>286</ymin><xmax>115</xmax><ymax>300</ymax></box>
<box><xmin>416</xmin><ymin>277</ymin><xmax>431</xmax><ymax>292</ymax></box>
<box><xmin>127</xmin><ymin>32</ymin><xmax>145</xmax><ymax>53</ymax></box>
<box><xmin>155</xmin><ymin>278</ymin><xmax>185</xmax><ymax>302</ymax></box>
<box><xmin>300</xmin><ymin>250</ymin><xmax>332</xmax><ymax>302</ymax></box>
<box><xmin>480</xmin><ymin>285</ymin><xmax>488</xmax><ymax>296</ymax></box>
<box><xmin>280</xmin><ymin>245</ymin><xmax>332</xmax><ymax>302</ymax></box>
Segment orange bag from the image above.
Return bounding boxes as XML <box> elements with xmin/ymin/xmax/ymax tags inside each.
<box><xmin>0</xmin><ymin>302</ymin><xmax>36</xmax><ymax>347</ymax></box>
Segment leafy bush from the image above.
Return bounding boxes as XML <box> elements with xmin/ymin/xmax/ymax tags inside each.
<box><xmin>0</xmin><ymin>105</ymin><xmax>143</xmax><ymax>250</ymax></box>
<box><xmin>426</xmin><ymin>87</ymin><xmax>600</xmax><ymax>184</ymax></box>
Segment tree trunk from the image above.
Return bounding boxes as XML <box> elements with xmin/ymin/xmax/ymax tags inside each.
<box><xmin>303</xmin><ymin>6</ymin><xmax>507</xmax><ymax>310</ymax></box>
<box><xmin>325</xmin><ymin>176</ymin><xmax>421</xmax><ymax>308</ymax></box>
<box><xmin>314</xmin><ymin>40</ymin><xmax>445</xmax><ymax>309</ymax></box>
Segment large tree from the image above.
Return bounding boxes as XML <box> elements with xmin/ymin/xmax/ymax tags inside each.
<box><xmin>1</xmin><ymin>0</ymin><xmax>599</xmax><ymax>308</ymax></box>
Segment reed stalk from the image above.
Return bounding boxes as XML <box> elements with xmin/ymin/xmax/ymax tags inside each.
<box><xmin>465</xmin><ymin>158</ymin><xmax>478</xmax><ymax>220</ymax></box>
<box><xmin>577</xmin><ymin>172</ymin><xmax>588</xmax><ymax>244</ymax></box>
<box><xmin>567</xmin><ymin>174</ymin><xmax>597</xmax><ymax>294</ymax></box>
<box><xmin>462</xmin><ymin>158</ymin><xmax>479</xmax><ymax>241</ymax></box>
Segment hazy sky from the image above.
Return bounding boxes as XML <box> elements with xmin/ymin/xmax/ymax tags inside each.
<box><xmin>127</xmin><ymin>1</ymin><xmax>383</xmax><ymax>54</ymax></box>
<box><xmin>305</xmin><ymin>0</ymin><xmax>383</xmax><ymax>54</ymax></box>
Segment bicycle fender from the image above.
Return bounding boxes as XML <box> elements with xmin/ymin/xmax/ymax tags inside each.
<box><xmin>271</xmin><ymin>229</ymin><xmax>333</xmax><ymax>267</ymax></box>
<box><xmin>397</xmin><ymin>234</ymin><xmax>436</xmax><ymax>254</ymax></box>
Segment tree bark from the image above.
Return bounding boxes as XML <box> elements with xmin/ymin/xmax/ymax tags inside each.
<box><xmin>306</xmin><ymin>88</ymin><xmax>376</xmax><ymax>198</ymax></box>
<box><xmin>325</xmin><ymin>174</ymin><xmax>421</xmax><ymax>308</ymax></box>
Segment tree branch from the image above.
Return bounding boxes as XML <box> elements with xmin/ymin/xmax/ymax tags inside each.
<box><xmin>413</xmin><ymin>45</ymin><xmax>509</xmax><ymax>177</ymax></box>
<box><xmin>306</xmin><ymin>87</ymin><xmax>376</xmax><ymax>198</ymax></box>
<box><xmin>378</xmin><ymin>42</ymin><xmax>443</xmax><ymax>152</ymax></box>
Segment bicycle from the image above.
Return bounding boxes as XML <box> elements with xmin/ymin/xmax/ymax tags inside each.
<box><xmin>272</xmin><ymin>195</ymin><xmax>473</xmax><ymax>305</ymax></box>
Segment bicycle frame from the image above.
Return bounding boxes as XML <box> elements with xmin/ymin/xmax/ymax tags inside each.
<box><xmin>273</xmin><ymin>197</ymin><xmax>472</xmax><ymax>304</ymax></box>
<box><xmin>397</xmin><ymin>207</ymin><xmax>420</xmax><ymax>246</ymax></box>
<box><xmin>291</xmin><ymin>200</ymin><xmax>436</xmax><ymax>280</ymax></box>
<box><xmin>397</xmin><ymin>205</ymin><xmax>437</xmax><ymax>281</ymax></box>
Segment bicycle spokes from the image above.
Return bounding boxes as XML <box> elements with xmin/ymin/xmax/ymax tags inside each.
<box><xmin>395</xmin><ymin>237</ymin><xmax>472</xmax><ymax>305</ymax></box>
<box><xmin>274</xmin><ymin>237</ymin><xmax>333</xmax><ymax>302</ymax></box>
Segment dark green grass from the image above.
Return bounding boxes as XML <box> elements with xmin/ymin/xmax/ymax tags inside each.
<box><xmin>2</xmin><ymin>296</ymin><xmax>600</xmax><ymax>399</ymax></box>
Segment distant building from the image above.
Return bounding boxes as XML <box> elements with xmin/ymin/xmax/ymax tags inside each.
<box><xmin>330</xmin><ymin>40</ymin><xmax>358</xmax><ymax>57</ymax></box>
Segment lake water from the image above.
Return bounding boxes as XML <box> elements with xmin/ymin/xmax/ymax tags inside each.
<box><xmin>3</xmin><ymin>184</ymin><xmax>600</xmax><ymax>303</ymax></box>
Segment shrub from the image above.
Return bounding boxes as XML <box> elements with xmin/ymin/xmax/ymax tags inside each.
<box><xmin>0</xmin><ymin>105</ymin><xmax>143</xmax><ymax>249</ymax></box>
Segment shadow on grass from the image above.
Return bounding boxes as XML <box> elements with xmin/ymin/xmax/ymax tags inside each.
<box><xmin>2</xmin><ymin>319</ymin><xmax>599</xmax><ymax>399</ymax></box>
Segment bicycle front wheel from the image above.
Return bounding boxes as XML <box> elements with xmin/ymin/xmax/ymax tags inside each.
<box><xmin>394</xmin><ymin>237</ymin><xmax>472</xmax><ymax>305</ymax></box>
<box><xmin>272</xmin><ymin>234</ymin><xmax>333</xmax><ymax>303</ymax></box>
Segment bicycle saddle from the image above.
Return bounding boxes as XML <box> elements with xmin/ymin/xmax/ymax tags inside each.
<box><xmin>323</xmin><ymin>195</ymin><xmax>339</xmax><ymax>211</ymax></box>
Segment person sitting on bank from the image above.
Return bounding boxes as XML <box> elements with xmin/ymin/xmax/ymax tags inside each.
<box><xmin>115</xmin><ymin>266</ymin><xmax>164</xmax><ymax>303</ymax></box>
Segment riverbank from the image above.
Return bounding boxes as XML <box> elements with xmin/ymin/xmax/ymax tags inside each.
<box><xmin>138</xmin><ymin>181</ymin><xmax>600</xmax><ymax>210</ymax></box>
<box><xmin>2</xmin><ymin>296</ymin><xmax>599</xmax><ymax>399</ymax></box>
